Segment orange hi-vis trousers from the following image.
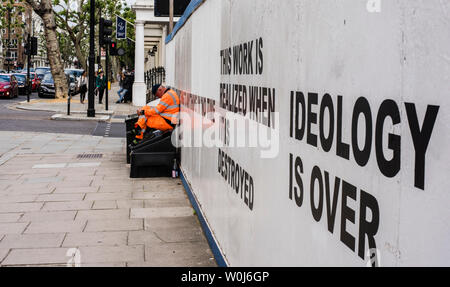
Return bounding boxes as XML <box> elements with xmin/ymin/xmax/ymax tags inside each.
<box><xmin>134</xmin><ymin>114</ymin><xmax>174</xmax><ymax>140</ymax></box>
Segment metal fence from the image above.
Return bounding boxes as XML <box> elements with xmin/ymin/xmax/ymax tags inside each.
<box><xmin>145</xmin><ymin>67</ymin><xmax>166</xmax><ymax>102</ymax></box>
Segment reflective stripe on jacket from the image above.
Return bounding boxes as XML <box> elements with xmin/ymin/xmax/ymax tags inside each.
<box><xmin>144</xmin><ymin>89</ymin><xmax>180</xmax><ymax>125</ymax></box>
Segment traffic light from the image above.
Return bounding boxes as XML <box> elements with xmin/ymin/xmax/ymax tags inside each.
<box><xmin>109</xmin><ymin>41</ymin><xmax>117</xmax><ymax>56</ymax></box>
<box><xmin>24</xmin><ymin>41</ymin><xmax>29</xmax><ymax>56</ymax></box>
<box><xmin>30</xmin><ymin>37</ymin><xmax>38</xmax><ymax>56</ymax></box>
<box><xmin>99</xmin><ymin>18</ymin><xmax>113</xmax><ymax>47</ymax></box>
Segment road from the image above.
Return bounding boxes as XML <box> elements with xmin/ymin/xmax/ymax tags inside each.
<box><xmin>0</xmin><ymin>93</ymin><xmax>124</xmax><ymax>138</ymax></box>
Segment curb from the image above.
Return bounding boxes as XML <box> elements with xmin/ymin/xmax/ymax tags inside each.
<box><xmin>51</xmin><ymin>114</ymin><xmax>111</xmax><ymax>122</ymax></box>
<box><xmin>14</xmin><ymin>104</ymin><xmax>115</xmax><ymax>115</ymax></box>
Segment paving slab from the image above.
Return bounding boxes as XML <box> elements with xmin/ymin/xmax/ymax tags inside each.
<box><xmin>0</xmin><ymin>222</ymin><xmax>29</xmax><ymax>234</ymax></box>
<box><xmin>132</xmin><ymin>191</ymin><xmax>187</xmax><ymax>200</ymax></box>
<box><xmin>25</xmin><ymin>220</ymin><xmax>86</xmax><ymax>234</ymax></box>
<box><xmin>62</xmin><ymin>231</ymin><xmax>128</xmax><ymax>247</ymax></box>
<box><xmin>85</xmin><ymin>192</ymin><xmax>131</xmax><ymax>201</ymax></box>
<box><xmin>36</xmin><ymin>193</ymin><xmax>85</xmax><ymax>202</ymax></box>
<box><xmin>143</xmin><ymin>241</ymin><xmax>216</xmax><ymax>267</ymax></box>
<box><xmin>0</xmin><ymin>202</ymin><xmax>44</xmax><ymax>213</ymax></box>
<box><xmin>92</xmin><ymin>201</ymin><xmax>117</xmax><ymax>210</ymax></box>
<box><xmin>76</xmin><ymin>245</ymin><xmax>144</xmax><ymax>264</ymax></box>
<box><xmin>6</xmin><ymin>186</ymin><xmax>54</xmax><ymax>195</ymax></box>
<box><xmin>19</xmin><ymin>211</ymin><xmax>77</xmax><ymax>222</ymax></box>
<box><xmin>0</xmin><ymin>233</ymin><xmax>66</xmax><ymax>249</ymax></box>
<box><xmin>144</xmin><ymin>216</ymin><xmax>205</xmax><ymax>243</ymax></box>
<box><xmin>2</xmin><ymin>248</ymin><xmax>73</xmax><ymax>266</ymax></box>
<box><xmin>144</xmin><ymin>197</ymin><xmax>191</xmax><ymax>208</ymax></box>
<box><xmin>116</xmin><ymin>200</ymin><xmax>144</xmax><ymax>209</ymax></box>
<box><xmin>0</xmin><ymin>213</ymin><xmax>22</xmax><ymax>223</ymax></box>
<box><xmin>127</xmin><ymin>231</ymin><xmax>163</xmax><ymax>246</ymax></box>
<box><xmin>0</xmin><ymin>195</ymin><xmax>38</xmax><ymax>203</ymax></box>
<box><xmin>84</xmin><ymin>219</ymin><xmax>143</xmax><ymax>232</ymax></box>
<box><xmin>42</xmin><ymin>201</ymin><xmax>93</xmax><ymax>211</ymax></box>
<box><xmin>53</xmin><ymin>186</ymin><xmax>99</xmax><ymax>194</ymax></box>
<box><xmin>75</xmin><ymin>209</ymin><xmax>130</xmax><ymax>220</ymax></box>
<box><xmin>49</xmin><ymin>180</ymin><xmax>93</xmax><ymax>188</ymax></box>
<box><xmin>131</xmin><ymin>207</ymin><xmax>194</xmax><ymax>219</ymax></box>
<box><xmin>0</xmin><ymin>248</ymin><xmax>10</xmax><ymax>263</ymax></box>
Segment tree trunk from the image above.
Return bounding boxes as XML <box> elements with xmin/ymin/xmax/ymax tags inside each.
<box><xmin>42</xmin><ymin>11</ymin><xmax>68</xmax><ymax>99</ymax></box>
<box><xmin>74</xmin><ymin>40</ymin><xmax>87</xmax><ymax>72</ymax></box>
<box><xmin>26</xmin><ymin>0</ymin><xmax>68</xmax><ymax>99</ymax></box>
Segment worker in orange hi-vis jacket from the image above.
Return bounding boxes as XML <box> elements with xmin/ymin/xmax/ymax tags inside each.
<box><xmin>134</xmin><ymin>84</ymin><xmax>180</xmax><ymax>142</ymax></box>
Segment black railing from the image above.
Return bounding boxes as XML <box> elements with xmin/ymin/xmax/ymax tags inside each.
<box><xmin>145</xmin><ymin>66</ymin><xmax>166</xmax><ymax>102</ymax></box>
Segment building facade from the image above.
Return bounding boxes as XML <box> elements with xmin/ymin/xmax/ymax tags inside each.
<box><xmin>131</xmin><ymin>0</ymin><xmax>179</xmax><ymax>106</ymax></box>
<box><xmin>1</xmin><ymin>0</ymin><xmax>30</xmax><ymax>70</ymax></box>
<box><xmin>1</xmin><ymin>1</ymin><xmax>47</xmax><ymax>70</ymax></box>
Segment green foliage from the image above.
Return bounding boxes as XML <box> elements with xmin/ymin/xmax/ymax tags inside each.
<box><xmin>58</xmin><ymin>30</ymin><xmax>75</xmax><ymax>65</ymax></box>
<box><xmin>53</xmin><ymin>0</ymin><xmax>134</xmax><ymax>70</ymax></box>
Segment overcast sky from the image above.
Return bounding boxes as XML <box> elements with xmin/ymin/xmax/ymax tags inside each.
<box><xmin>125</xmin><ymin>0</ymin><xmax>136</xmax><ymax>6</ymax></box>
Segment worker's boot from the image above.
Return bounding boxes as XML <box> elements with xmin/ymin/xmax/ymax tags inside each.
<box><xmin>132</xmin><ymin>127</ymin><xmax>144</xmax><ymax>145</ymax></box>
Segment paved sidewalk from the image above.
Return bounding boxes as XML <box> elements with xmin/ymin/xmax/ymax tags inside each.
<box><xmin>0</xmin><ymin>131</ymin><xmax>216</xmax><ymax>267</ymax></box>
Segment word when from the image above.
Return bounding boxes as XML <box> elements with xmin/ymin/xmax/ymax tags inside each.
<box><xmin>220</xmin><ymin>83</ymin><xmax>276</xmax><ymax>129</ymax></box>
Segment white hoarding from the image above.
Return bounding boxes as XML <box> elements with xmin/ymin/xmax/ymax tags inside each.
<box><xmin>166</xmin><ymin>0</ymin><xmax>450</xmax><ymax>266</ymax></box>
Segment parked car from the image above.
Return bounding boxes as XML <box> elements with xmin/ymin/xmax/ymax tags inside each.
<box><xmin>38</xmin><ymin>72</ymin><xmax>74</xmax><ymax>98</ymax></box>
<box><xmin>0</xmin><ymin>74</ymin><xmax>19</xmax><ymax>99</ymax></box>
<box><xmin>21</xmin><ymin>72</ymin><xmax>41</xmax><ymax>92</ymax></box>
<box><xmin>35</xmin><ymin>67</ymin><xmax>51</xmax><ymax>80</ymax></box>
<box><xmin>21</xmin><ymin>68</ymin><xmax>35</xmax><ymax>73</ymax></box>
<box><xmin>38</xmin><ymin>72</ymin><xmax>55</xmax><ymax>98</ymax></box>
<box><xmin>65</xmin><ymin>69</ymin><xmax>84</xmax><ymax>81</ymax></box>
<box><xmin>13</xmin><ymin>73</ymin><xmax>27</xmax><ymax>95</ymax></box>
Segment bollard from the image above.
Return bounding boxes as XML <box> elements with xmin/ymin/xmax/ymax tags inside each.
<box><xmin>67</xmin><ymin>93</ymin><xmax>71</xmax><ymax>116</ymax></box>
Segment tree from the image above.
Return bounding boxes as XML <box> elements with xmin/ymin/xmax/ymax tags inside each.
<box><xmin>53</xmin><ymin>0</ymin><xmax>126</xmax><ymax>73</ymax></box>
<box><xmin>58</xmin><ymin>30</ymin><xmax>75</xmax><ymax>67</ymax></box>
<box><xmin>53</xmin><ymin>0</ymin><xmax>89</xmax><ymax>71</ymax></box>
<box><xmin>25</xmin><ymin>0</ymin><xmax>68</xmax><ymax>99</ymax></box>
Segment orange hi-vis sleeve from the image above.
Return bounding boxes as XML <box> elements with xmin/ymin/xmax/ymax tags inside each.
<box><xmin>144</xmin><ymin>89</ymin><xmax>180</xmax><ymax>124</ymax></box>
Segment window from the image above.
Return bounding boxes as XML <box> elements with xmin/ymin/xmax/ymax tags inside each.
<box><xmin>12</xmin><ymin>39</ymin><xmax>17</xmax><ymax>47</ymax></box>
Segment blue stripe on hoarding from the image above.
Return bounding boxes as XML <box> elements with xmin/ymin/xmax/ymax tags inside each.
<box><xmin>180</xmin><ymin>170</ymin><xmax>228</xmax><ymax>267</ymax></box>
<box><xmin>165</xmin><ymin>0</ymin><xmax>206</xmax><ymax>44</ymax></box>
